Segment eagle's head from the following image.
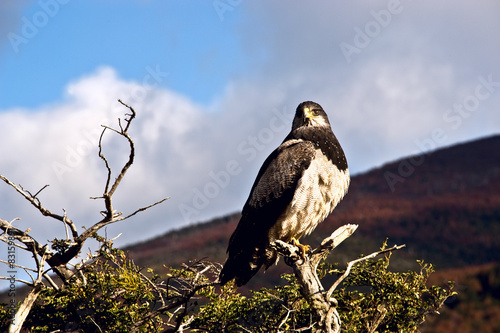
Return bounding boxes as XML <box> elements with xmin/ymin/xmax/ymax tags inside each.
<box><xmin>292</xmin><ymin>101</ymin><xmax>331</xmax><ymax>130</ymax></box>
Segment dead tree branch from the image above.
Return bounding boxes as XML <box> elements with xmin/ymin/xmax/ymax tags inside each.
<box><xmin>8</xmin><ymin>251</ymin><xmax>48</xmax><ymax>333</ymax></box>
<box><xmin>85</xmin><ymin>99</ymin><xmax>169</xmax><ymax>239</ymax></box>
<box><xmin>326</xmin><ymin>243</ymin><xmax>406</xmax><ymax>300</ymax></box>
<box><xmin>0</xmin><ymin>100</ymin><xmax>170</xmax><ymax>331</ymax></box>
<box><xmin>129</xmin><ymin>261</ymin><xmax>219</xmax><ymax>333</ymax></box>
<box><xmin>273</xmin><ymin>224</ymin><xmax>405</xmax><ymax>333</ymax></box>
<box><xmin>0</xmin><ymin>176</ymin><xmax>78</xmax><ymax>237</ymax></box>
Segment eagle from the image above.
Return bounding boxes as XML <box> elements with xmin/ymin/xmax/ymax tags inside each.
<box><xmin>219</xmin><ymin>101</ymin><xmax>350</xmax><ymax>286</ymax></box>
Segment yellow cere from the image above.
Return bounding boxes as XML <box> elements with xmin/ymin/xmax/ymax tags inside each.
<box><xmin>304</xmin><ymin>107</ymin><xmax>311</xmax><ymax>118</ymax></box>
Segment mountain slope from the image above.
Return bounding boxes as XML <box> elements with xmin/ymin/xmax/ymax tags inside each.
<box><xmin>326</xmin><ymin>134</ymin><xmax>500</xmax><ymax>268</ymax></box>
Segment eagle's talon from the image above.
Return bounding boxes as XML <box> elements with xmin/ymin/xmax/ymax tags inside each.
<box><xmin>291</xmin><ymin>237</ymin><xmax>311</xmax><ymax>260</ymax></box>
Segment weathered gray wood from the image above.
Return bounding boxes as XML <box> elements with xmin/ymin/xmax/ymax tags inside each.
<box><xmin>273</xmin><ymin>224</ymin><xmax>358</xmax><ymax>332</ymax></box>
<box><xmin>9</xmin><ymin>284</ymin><xmax>43</xmax><ymax>333</ymax></box>
<box><xmin>273</xmin><ymin>224</ymin><xmax>405</xmax><ymax>333</ymax></box>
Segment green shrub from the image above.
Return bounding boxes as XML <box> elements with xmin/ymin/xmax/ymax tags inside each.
<box><xmin>1</xmin><ymin>241</ymin><xmax>454</xmax><ymax>332</ymax></box>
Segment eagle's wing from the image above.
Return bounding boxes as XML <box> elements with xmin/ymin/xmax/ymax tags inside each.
<box><xmin>220</xmin><ymin>140</ymin><xmax>316</xmax><ymax>286</ymax></box>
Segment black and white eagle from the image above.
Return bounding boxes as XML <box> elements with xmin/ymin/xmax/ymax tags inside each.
<box><xmin>219</xmin><ymin>101</ymin><xmax>350</xmax><ymax>286</ymax></box>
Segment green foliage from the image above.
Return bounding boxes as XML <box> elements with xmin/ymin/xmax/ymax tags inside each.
<box><xmin>0</xmin><ymin>301</ymin><xmax>17</xmax><ymax>330</ymax></box>
<box><xmin>189</xmin><ymin>243</ymin><xmax>454</xmax><ymax>332</ymax></box>
<box><xmin>22</xmin><ymin>242</ymin><xmax>164</xmax><ymax>332</ymax></box>
<box><xmin>1</xmin><ymin>240</ymin><xmax>454</xmax><ymax>332</ymax></box>
<box><xmin>190</xmin><ymin>276</ymin><xmax>313</xmax><ymax>332</ymax></box>
<box><xmin>331</xmin><ymin>255</ymin><xmax>455</xmax><ymax>332</ymax></box>
<box><xmin>50</xmin><ymin>237</ymin><xmax>72</xmax><ymax>255</ymax></box>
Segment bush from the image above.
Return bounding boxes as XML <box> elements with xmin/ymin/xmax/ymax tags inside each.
<box><xmin>1</xmin><ymin>238</ymin><xmax>454</xmax><ymax>332</ymax></box>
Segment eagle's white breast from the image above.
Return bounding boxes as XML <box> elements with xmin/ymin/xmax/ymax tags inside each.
<box><xmin>268</xmin><ymin>148</ymin><xmax>350</xmax><ymax>243</ymax></box>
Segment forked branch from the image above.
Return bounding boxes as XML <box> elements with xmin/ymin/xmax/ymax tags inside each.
<box><xmin>0</xmin><ymin>100</ymin><xmax>170</xmax><ymax>331</ymax></box>
<box><xmin>273</xmin><ymin>224</ymin><xmax>405</xmax><ymax>333</ymax></box>
<box><xmin>98</xmin><ymin>99</ymin><xmax>136</xmax><ymax>198</ymax></box>
<box><xmin>0</xmin><ymin>176</ymin><xmax>78</xmax><ymax>239</ymax></box>
<box><xmin>326</xmin><ymin>243</ymin><xmax>406</xmax><ymax>299</ymax></box>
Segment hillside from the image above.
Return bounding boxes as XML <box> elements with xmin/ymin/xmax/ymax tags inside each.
<box><xmin>324</xmin><ymin>134</ymin><xmax>500</xmax><ymax>268</ymax></box>
<box><xmin>423</xmin><ymin>262</ymin><xmax>500</xmax><ymax>332</ymax></box>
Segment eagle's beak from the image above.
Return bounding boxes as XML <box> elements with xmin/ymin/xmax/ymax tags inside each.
<box><xmin>304</xmin><ymin>107</ymin><xmax>313</xmax><ymax>119</ymax></box>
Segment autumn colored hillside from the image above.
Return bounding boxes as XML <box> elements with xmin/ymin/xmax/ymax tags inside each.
<box><xmin>423</xmin><ymin>262</ymin><xmax>500</xmax><ymax>333</ymax></box>
<box><xmin>324</xmin><ymin>134</ymin><xmax>500</xmax><ymax>269</ymax></box>
<box><xmin>125</xmin><ymin>134</ymin><xmax>500</xmax><ymax>331</ymax></box>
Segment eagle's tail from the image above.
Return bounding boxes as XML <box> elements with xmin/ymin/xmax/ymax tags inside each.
<box><xmin>219</xmin><ymin>213</ymin><xmax>281</xmax><ymax>286</ymax></box>
<box><xmin>219</xmin><ymin>246</ymin><xmax>266</xmax><ymax>287</ymax></box>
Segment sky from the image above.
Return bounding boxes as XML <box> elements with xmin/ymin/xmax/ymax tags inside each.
<box><xmin>1</xmin><ymin>1</ymin><xmax>500</xmax><ymax>288</ymax></box>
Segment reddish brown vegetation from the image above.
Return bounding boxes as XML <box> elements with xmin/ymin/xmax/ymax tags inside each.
<box><xmin>423</xmin><ymin>263</ymin><xmax>500</xmax><ymax>333</ymax></box>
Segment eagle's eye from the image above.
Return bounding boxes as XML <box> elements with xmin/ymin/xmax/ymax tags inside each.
<box><xmin>303</xmin><ymin>107</ymin><xmax>320</xmax><ymax>119</ymax></box>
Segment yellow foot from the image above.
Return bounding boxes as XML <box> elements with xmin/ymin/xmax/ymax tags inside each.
<box><xmin>291</xmin><ymin>237</ymin><xmax>311</xmax><ymax>259</ymax></box>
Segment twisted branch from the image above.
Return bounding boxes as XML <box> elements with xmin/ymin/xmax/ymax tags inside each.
<box><xmin>0</xmin><ymin>100</ymin><xmax>170</xmax><ymax>331</ymax></box>
<box><xmin>273</xmin><ymin>224</ymin><xmax>405</xmax><ymax>333</ymax></box>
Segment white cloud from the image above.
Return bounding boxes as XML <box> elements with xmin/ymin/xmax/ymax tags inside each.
<box><xmin>0</xmin><ymin>66</ymin><xmax>293</xmax><ymax>256</ymax></box>
<box><xmin>0</xmin><ymin>67</ymin><xmax>206</xmax><ymax>246</ymax></box>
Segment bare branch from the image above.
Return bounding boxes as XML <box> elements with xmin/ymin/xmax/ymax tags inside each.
<box><xmin>0</xmin><ymin>276</ymin><xmax>35</xmax><ymax>286</ymax></box>
<box><xmin>43</xmin><ymin>272</ymin><xmax>59</xmax><ymax>290</ymax></box>
<box><xmin>90</xmin><ymin>99</ymin><xmax>139</xmax><ymax>232</ymax></box>
<box><xmin>0</xmin><ymin>175</ymin><xmax>75</xmax><ymax>228</ymax></box>
<box><xmin>278</xmin><ymin>304</ymin><xmax>296</xmax><ymax>331</ymax></box>
<box><xmin>326</xmin><ymin>244</ymin><xmax>406</xmax><ymax>299</ymax></box>
<box><xmin>139</xmin><ymin>271</ymin><xmax>166</xmax><ymax>307</ymax></box>
<box><xmin>32</xmin><ymin>184</ymin><xmax>50</xmax><ymax>198</ymax></box>
<box><xmin>97</xmin><ymin>126</ymin><xmax>113</xmax><ymax>194</ymax></box>
<box><xmin>312</xmin><ymin>224</ymin><xmax>358</xmax><ymax>256</ymax></box>
<box><xmin>0</xmin><ymin>259</ymin><xmax>37</xmax><ymax>272</ymax></box>
<box><xmin>117</xmin><ymin>99</ymin><xmax>136</xmax><ymax>133</ymax></box>
<box><xmin>0</xmin><ymin>176</ymin><xmax>80</xmax><ymax>253</ymax></box>
<box><xmin>24</xmin><ymin>268</ymin><xmax>36</xmax><ymax>285</ymax></box>
<box><xmin>96</xmin><ymin>99</ymin><xmax>136</xmax><ymax>199</ymax></box>
<box><xmin>0</xmin><ymin>218</ymin><xmax>51</xmax><ymax>256</ymax></box>
<box><xmin>108</xmin><ymin>128</ymin><xmax>134</xmax><ymax>197</ymax></box>
<box><xmin>8</xmin><ymin>251</ymin><xmax>48</xmax><ymax>333</ymax></box>
<box><xmin>1</xmin><ymin>100</ymin><xmax>174</xmax><ymax>330</ymax></box>
<box><xmin>78</xmin><ymin>196</ymin><xmax>169</xmax><ymax>243</ymax></box>
<box><xmin>273</xmin><ymin>228</ymin><xmax>348</xmax><ymax>333</ymax></box>
<box><xmin>116</xmin><ymin>197</ymin><xmax>170</xmax><ymax>221</ymax></box>
<box><xmin>62</xmin><ymin>209</ymin><xmax>78</xmax><ymax>239</ymax></box>
<box><xmin>0</xmin><ymin>234</ymin><xmax>29</xmax><ymax>252</ymax></box>
<box><xmin>89</xmin><ymin>316</ymin><xmax>104</xmax><ymax>333</ymax></box>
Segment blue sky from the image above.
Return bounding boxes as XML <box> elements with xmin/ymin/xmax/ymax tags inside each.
<box><xmin>1</xmin><ymin>1</ymin><xmax>500</xmax><ymax>289</ymax></box>
<box><xmin>1</xmin><ymin>1</ymin><xmax>248</xmax><ymax>108</ymax></box>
